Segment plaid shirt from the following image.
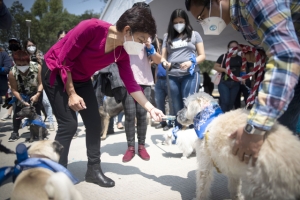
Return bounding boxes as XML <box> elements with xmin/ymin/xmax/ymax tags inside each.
<box><xmin>230</xmin><ymin>0</ymin><xmax>300</xmax><ymax>131</ymax></box>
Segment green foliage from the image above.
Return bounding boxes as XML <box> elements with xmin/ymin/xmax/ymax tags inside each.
<box><xmin>0</xmin><ymin>0</ymin><xmax>100</xmax><ymax>53</ymax></box>
<box><xmin>199</xmin><ymin>60</ymin><xmax>215</xmax><ymax>74</ymax></box>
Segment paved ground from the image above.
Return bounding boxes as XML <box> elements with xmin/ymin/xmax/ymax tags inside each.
<box><xmin>0</xmin><ymin>108</ymin><xmax>231</xmax><ymax>200</ymax></box>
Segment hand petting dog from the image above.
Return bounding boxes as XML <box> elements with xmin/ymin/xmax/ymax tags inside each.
<box><xmin>230</xmin><ymin>127</ymin><xmax>264</xmax><ymax>166</ymax></box>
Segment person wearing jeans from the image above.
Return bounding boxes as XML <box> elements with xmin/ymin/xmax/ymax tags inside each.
<box><xmin>161</xmin><ymin>9</ymin><xmax>205</xmax><ymax>128</ymax></box>
<box><xmin>42</xmin><ymin>90</ymin><xmax>55</xmax><ymax>131</ymax></box>
<box><xmin>213</xmin><ymin>41</ymin><xmax>243</xmax><ymax>112</ymax></box>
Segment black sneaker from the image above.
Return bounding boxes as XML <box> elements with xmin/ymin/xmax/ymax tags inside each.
<box><xmin>8</xmin><ymin>132</ymin><xmax>19</xmax><ymax>142</ymax></box>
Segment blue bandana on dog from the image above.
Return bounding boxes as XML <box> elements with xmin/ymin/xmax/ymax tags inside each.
<box><xmin>0</xmin><ymin>143</ymin><xmax>79</xmax><ymax>185</ymax></box>
<box><xmin>193</xmin><ymin>104</ymin><xmax>223</xmax><ymax>139</ymax></box>
<box><xmin>22</xmin><ymin>115</ymin><xmax>46</xmax><ymax>128</ymax></box>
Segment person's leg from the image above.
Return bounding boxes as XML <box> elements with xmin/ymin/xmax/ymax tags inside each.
<box><xmin>168</xmin><ymin>76</ymin><xmax>182</xmax><ymax>128</ymax></box>
<box><xmin>228</xmin><ymin>81</ymin><xmax>240</xmax><ymax>111</ymax></box>
<box><xmin>181</xmin><ymin>72</ymin><xmax>201</xmax><ymax>99</ymax></box>
<box><xmin>117</xmin><ymin>111</ymin><xmax>124</xmax><ymax>129</ymax></box>
<box><xmin>42</xmin><ymin>90</ymin><xmax>55</xmax><ymax>130</ymax></box>
<box><xmin>121</xmin><ymin>91</ymin><xmax>136</xmax><ymax>162</ymax></box>
<box><xmin>75</xmin><ymin>80</ymin><xmax>114</xmax><ymax>187</ymax></box>
<box><xmin>136</xmin><ymin>85</ymin><xmax>151</xmax><ymax>160</ymax></box>
<box><xmin>41</xmin><ymin>62</ymin><xmax>78</xmax><ymax>167</ymax></box>
<box><xmin>234</xmin><ymin>86</ymin><xmax>242</xmax><ymax>109</ymax></box>
<box><xmin>278</xmin><ymin>78</ymin><xmax>300</xmax><ymax>133</ymax></box>
<box><xmin>218</xmin><ymin>81</ymin><xmax>231</xmax><ymax>112</ymax></box>
<box><xmin>155</xmin><ymin>78</ymin><xmax>167</xmax><ymax>128</ymax></box>
<box><xmin>108</xmin><ymin>117</ymin><xmax>115</xmax><ymax>133</ymax></box>
<box><xmin>9</xmin><ymin>105</ymin><xmax>22</xmax><ymax>141</ymax></box>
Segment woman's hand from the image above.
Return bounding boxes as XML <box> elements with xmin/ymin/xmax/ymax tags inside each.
<box><xmin>68</xmin><ymin>93</ymin><xmax>86</xmax><ymax>112</ymax></box>
<box><xmin>149</xmin><ymin>107</ymin><xmax>165</xmax><ymax>122</ymax></box>
<box><xmin>22</xmin><ymin>101</ymin><xmax>30</xmax><ymax>107</ymax></box>
<box><xmin>180</xmin><ymin>61</ymin><xmax>192</xmax><ymax>70</ymax></box>
<box><xmin>30</xmin><ymin>94</ymin><xmax>40</xmax><ymax>103</ymax></box>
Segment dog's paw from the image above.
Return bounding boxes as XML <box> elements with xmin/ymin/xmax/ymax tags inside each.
<box><xmin>101</xmin><ymin>135</ymin><xmax>107</xmax><ymax>140</ymax></box>
<box><xmin>181</xmin><ymin>156</ymin><xmax>188</xmax><ymax>160</ymax></box>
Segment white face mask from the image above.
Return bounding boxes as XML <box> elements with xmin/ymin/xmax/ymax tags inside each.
<box><xmin>123</xmin><ymin>35</ymin><xmax>144</xmax><ymax>55</ymax></box>
<box><xmin>174</xmin><ymin>23</ymin><xmax>185</xmax><ymax>33</ymax></box>
<box><xmin>17</xmin><ymin>65</ymin><xmax>30</xmax><ymax>73</ymax></box>
<box><xmin>27</xmin><ymin>46</ymin><xmax>36</xmax><ymax>54</ymax></box>
<box><xmin>200</xmin><ymin>1</ymin><xmax>227</xmax><ymax>35</ymax></box>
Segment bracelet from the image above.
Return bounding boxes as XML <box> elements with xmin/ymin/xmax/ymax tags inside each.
<box><xmin>148</xmin><ymin>107</ymin><xmax>155</xmax><ymax>113</ymax></box>
<box><xmin>37</xmin><ymin>91</ymin><xmax>42</xmax><ymax>93</ymax></box>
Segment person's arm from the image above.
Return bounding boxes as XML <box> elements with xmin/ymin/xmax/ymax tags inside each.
<box><xmin>0</xmin><ymin>0</ymin><xmax>12</xmax><ymax>30</ymax></box>
<box><xmin>0</xmin><ymin>52</ymin><xmax>13</xmax><ymax>75</ymax></box>
<box><xmin>213</xmin><ymin>54</ymin><xmax>226</xmax><ymax>73</ymax></box>
<box><xmin>8</xmin><ymin>71</ymin><xmax>29</xmax><ymax>106</ymax></box>
<box><xmin>30</xmin><ymin>65</ymin><xmax>43</xmax><ymax>103</ymax></box>
<box><xmin>247</xmin><ymin>0</ymin><xmax>300</xmax><ymax>131</ymax></box>
<box><xmin>160</xmin><ymin>34</ymin><xmax>171</xmax><ymax>69</ymax></box>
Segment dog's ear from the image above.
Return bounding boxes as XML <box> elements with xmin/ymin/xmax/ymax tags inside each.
<box><xmin>52</xmin><ymin>141</ymin><xmax>64</xmax><ymax>156</ymax></box>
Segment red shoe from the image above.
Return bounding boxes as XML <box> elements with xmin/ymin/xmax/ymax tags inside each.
<box><xmin>138</xmin><ymin>145</ymin><xmax>150</xmax><ymax>161</ymax></box>
<box><xmin>122</xmin><ymin>146</ymin><xmax>135</xmax><ymax>162</ymax></box>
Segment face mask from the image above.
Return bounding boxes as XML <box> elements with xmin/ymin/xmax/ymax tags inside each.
<box><xmin>200</xmin><ymin>1</ymin><xmax>227</xmax><ymax>35</ymax></box>
<box><xmin>17</xmin><ymin>65</ymin><xmax>30</xmax><ymax>73</ymax></box>
<box><xmin>8</xmin><ymin>44</ymin><xmax>20</xmax><ymax>51</ymax></box>
<box><xmin>123</xmin><ymin>35</ymin><xmax>144</xmax><ymax>55</ymax></box>
<box><xmin>27</xmin><ymin>46</ymin><xmax>36</xmax><ymax>54</ymax></box>
<box><xmin>174</xmin><ymin>23</ymin><xmax>186</xmax><ymax>33</ymax></box>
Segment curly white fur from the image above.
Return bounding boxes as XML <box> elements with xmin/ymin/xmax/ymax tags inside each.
<box><xmin>178</xmin><ymin>92</ymin><xmax>300</xmax><ymax>200</ymax></box>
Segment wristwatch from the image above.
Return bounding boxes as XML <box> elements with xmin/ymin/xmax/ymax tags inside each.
<box><xmin>244</xmin><ymin>123</ymin><xmax>266</xmax><ymax>135</ymax></box>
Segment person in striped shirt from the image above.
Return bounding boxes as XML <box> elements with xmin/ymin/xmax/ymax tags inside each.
<box><xmin>186</xmin><ymin>0</ymin><xmax>300</xmax><ymax>165</ymax></box>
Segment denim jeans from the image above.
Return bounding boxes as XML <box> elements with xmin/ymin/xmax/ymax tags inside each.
<box><xmin>155</xmin><ymin>77</ymin><xmax>168</xmax><ymax>126</ymax></box>
<box><xmin>42</xmin><ymin>90</ymin><xmax>54</xmax><ymax>125</ymax></box>
<box><xmin>169</xmin><ymin>72</ymin><xmax>201</xmax><ymax>127</ymax></box>
<box><xmin>218</xmin><ymin>80</ymin><xmax>240</xmax><ymax>112</ymax></box>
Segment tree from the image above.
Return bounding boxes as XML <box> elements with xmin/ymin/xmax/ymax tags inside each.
<box><xmin>199</xmin><ymin>60</ymin><xmax>215</xmax><ymax>74</ymax></box>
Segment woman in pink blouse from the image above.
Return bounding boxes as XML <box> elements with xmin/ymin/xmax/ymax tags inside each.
<box><xmin>42</xmin><ymin>7</ymin><xmax>164</xmax><ymax>188</ymax></box>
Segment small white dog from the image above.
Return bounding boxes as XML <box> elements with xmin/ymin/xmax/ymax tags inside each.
<box><xmin>177</xmin><ymin>92</ymin><xmax>300</xmax><ymax>200</ymax></box>
<box><xmin>163</xmin><ymin>128</ymin><xmax>198</xmax><ymax>159</ymax></box>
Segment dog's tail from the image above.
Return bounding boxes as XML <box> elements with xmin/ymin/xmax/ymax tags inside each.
<box><xmin>45</xmin><ymin>172</ymin><xmax>83</xmax><ymax>200</ymax></box>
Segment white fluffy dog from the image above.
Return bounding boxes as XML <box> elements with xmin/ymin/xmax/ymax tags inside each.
<box><xmin>163</xmin><ymin>128</ymin><xmax>198</xmax><ymax>159</ymax></box>
<box><xmin>177</xmin><ymin>92</ymin><xmax>300</xmax><ymax>200</ymax></box>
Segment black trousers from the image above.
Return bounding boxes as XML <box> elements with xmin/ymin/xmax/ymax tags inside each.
<box><xmin>41</xmin><ymin>62</ymin><xmax>102</xmax><ymax>167</ymax></box>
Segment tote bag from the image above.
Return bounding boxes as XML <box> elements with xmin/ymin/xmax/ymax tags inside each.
<box><xmin>211</xmin><ymin>54</ymin><xmax>226</xmax><ymax>85</ymax></box>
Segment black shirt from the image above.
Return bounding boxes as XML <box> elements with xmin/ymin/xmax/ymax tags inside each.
<box><xmin>216</xmin><ymin>53</ymin><xmax>242</xmax><ymax>81</ymax></box>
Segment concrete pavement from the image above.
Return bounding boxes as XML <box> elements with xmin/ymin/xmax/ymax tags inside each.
<box><xmin>0</xmin><ymin>108</ymin><xmax>231</xmax><ymax>200</ymax></box>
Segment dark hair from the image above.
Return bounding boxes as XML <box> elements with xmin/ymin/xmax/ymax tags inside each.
<box><xmin>167</xmin><ymin>9</ymin><xmax>193</xmax><ymax>46</ymax></box>
<box><xmin>132</xmin><ymin>2</ymin><xmax>151</xmax><ymax>14</ymax></box>
<box><xmin>186</xmin><ymin>0</ymin><xmax>210</xmax><ymax>11</ymax></box>
<box><xmin>23</xmin><ymin>38</ymin><xmax>37</xmax><ymax>53</ymax></box>
<box><xmin>57</xmin><ymin>30</ymin><xmax>68</xmax><ymax>40</ymax></box>
<box><xmin>116</xmin><ymin>7</ymin><xmax>156</xmax><ymax>39</ymax></box>
<box><xmin>12</xmin><ymin>50</ymin><xmax>30</xmax><ymax>64</ymax></box>
<box><xmin>227</xmin><ymin>40</ymin><xmax>239</xmax><ymax>48</ymax></box>
<box><xmin>152</xmin><ymin>37</ymin><xmax>163</xmax><ymax>53</ymax></box>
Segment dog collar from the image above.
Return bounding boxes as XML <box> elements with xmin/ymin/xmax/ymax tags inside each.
<box><xmin>0</xmin><ymin>143</ymin><xmax>79</xmax><ymax>185</ymax></box>
<box><xmin>193</xmin><ymin>104</ymin><xmax>223</xmax><ymax>139</ymax></box>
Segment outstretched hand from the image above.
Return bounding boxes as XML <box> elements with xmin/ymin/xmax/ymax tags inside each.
<box><xmin>229</xmin><ymin>126</ymin><xmax>264</xmax><ymax>166</ymax></box>
<box><xmin>149</xmin><ymin>108</ymin><xmax>165</xmax><ymax>122</ymax></box>
<box><xmin>68</xmin><ymin>93</ymin><xmax>86</xmax><ymax>112</ymax></box>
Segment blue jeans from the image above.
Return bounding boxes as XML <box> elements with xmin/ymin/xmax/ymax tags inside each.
<box><xmin>155</xmin><ymin>77</ymin><xmax>169</xmax><ymax>126</ymax></box>
<box><xmin>169</xmin><ymin>72</ymin><xmax>201</xmax><ymax>127</ymax></box>
<box><xmin>42</xmin><ymin>90</ymin><xmax>54</xmax><ymax>125</ymax></box>
<box><xmin>117</xmin><ymin>111</ymin><xmax>124</xmax><ymax>123</ymax></box>
<box><xmin>218</xmin><ymin>80</ymin><xmax>240</xmax><ymax>112</ymax></box>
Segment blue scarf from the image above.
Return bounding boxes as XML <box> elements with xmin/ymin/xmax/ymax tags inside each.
<box><xmin>0</xmin><ymin>143</ymin><xmax>79</xmax><ymax>185</ymax></box>
<box><xmin>22</xmin><ymin>115</ymin><xmax>46</xmax><ymax>128</ymax></box>
<box><xmin>189</xmin><ymin>54</ymin><xmax>196</xmax><ymax>75</ymax></box>
<box><xmin>193</xmin><ymin>104</ymin><xmax>223</xmax><ymax>139</ymax></box>
<box><xmin>9</xmin><ymin>94</ymin><xmax>30</xmax><ymax>104</ymax></box>
<box><xmin>171</xmin><ymin>126</ymin><xmax>180</xmax><ymax>144</ymax></box>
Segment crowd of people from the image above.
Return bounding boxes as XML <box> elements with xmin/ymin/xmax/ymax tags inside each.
<box><xmin>0</xmin><ymin>0</ymin><xmax>299</xmax><ymax>190</ymax></box>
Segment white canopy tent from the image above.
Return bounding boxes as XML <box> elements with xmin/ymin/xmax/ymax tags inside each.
<box><xmin>100</xmin><ymin>0</ymin><xmax>247</xmax><ymax>61</ymax></box>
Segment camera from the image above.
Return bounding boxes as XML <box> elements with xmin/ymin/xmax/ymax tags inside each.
<box><xmin>31</xmin><ymin>55</ymin><xmax>38</xmax><ymax>62</ymax></box>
